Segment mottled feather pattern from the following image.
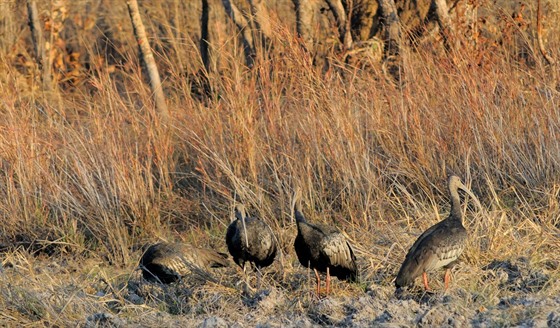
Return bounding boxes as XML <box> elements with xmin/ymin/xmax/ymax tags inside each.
<box><xmin>321</xmin><ymin>232</ymin><xmax>356</xmax><ymax>269</ymax></box>
<box><xmin>140</xmin><ymin>243</ymin><xmax>229</xmax><ymax>283</ymax></box>
<box><xmin>395</xmin><ymin>175</ymin><xmax>479</xmax><ymax>289</ymax></box>
<box><xmin>226</xmin><ymin>205</ymin><xmax>277</xmax><ymax>270</ymax></box>
<box><xmin>153</xmin><ymin>256</ymin><xmax>190</xmax><ymax>278</ymax></box>
<box><xmin>294</xmin><ymin>204</ymin><xmax>357</xmax><ymax>281</ymax></box>
<box><xmin>396</xmin><ymin>219</ymin><xmax>467</xmax><ymax>287</ymax></box>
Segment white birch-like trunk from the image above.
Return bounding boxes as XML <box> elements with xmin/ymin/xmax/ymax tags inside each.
<box><xmin>126</xmin><ymin>0</ymin><xmax>170</xmax><ymax>125</ymax></box>
<box><xmin>294</xmin><ymin>0</ymin><xmax>316</xmax><ymax>51</ymax></box>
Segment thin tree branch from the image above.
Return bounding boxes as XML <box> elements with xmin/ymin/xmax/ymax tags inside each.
<box><xmin>200</xmin><ymin>0</ymin><xmax>211</xmax><ymax>72</ymax></box>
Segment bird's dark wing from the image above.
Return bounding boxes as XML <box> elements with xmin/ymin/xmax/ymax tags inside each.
<box><xmin>404</xmin><ymin>219</ymin><xmax>446</xmax><ymax>258</ymax></box>
<box><xmin>396</xmin><ymin>222</ymin><xmax>467</xmax><ymax>287</ymax></box>
<box><xmin>320</xmin><ymin>232</ymin><xmax>356</xmax><ymax>270</ymax></box>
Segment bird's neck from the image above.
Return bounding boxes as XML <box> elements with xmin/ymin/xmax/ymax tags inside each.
<box><xmin>295</xmin><ymin>210</ymin><xmax>307</xmax><ymax>225</ymax></box>
<box><xmin>235</xmin><ymin>211</ymin><xmax>244</xmax><ymax>222</ymax></box>
<box><xmin>449</xmin><ymin>187</ymin><xmax>462</xmax><ymax>220</ymax></box>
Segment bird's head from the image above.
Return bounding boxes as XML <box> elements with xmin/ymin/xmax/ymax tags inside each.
<box><xmin>234</xmin><ymin>204</ymin><xmax>246</xmax><ymax>222</ymax></box>
<box><xmin>292</xmin><ymin>188</ymin><xmax>306</xmax><ymax>223</ymax></box>
<box><xmin>448</xmin><ymin>175</ymin><xmax>482</xmax><ymax>210</ymax></box>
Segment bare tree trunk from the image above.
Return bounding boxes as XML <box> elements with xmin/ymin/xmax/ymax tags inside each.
<box><xmin>378</xmin><ymin>0</ymin><xmax>401</xmax><ymax>57</ymax></box>
<box><xmin>248</xmin><ymin>0</ymin><xmax>273</xmax><ymax>41</ymax></box>
<box><xmin>431</xmin><ymin>0</ymin><xmax>455</xmax><ymax>51</ymax></box>
<box><xmin>26</xmin><ymin>0</ymin><xmax>52</xmax><ymax>90</ymax></box>
<box><xmin>352</xmin><ymin>0</ymin><xmax>378</xmax><ymax>41</ymax></box>
<box><xmin>200</xmin><ymin>0</ymin><xmax>211</xmax><ymax>72</ymax></box>
<box><xmin>221</xmin><ymin>0</ymin><xmax>255</xmax><ymax>67</ymax></box>
<box><xmin>325</xmin><ymin>0</ymin><xmax>353</xmax><ymax>50</ymax></box>
<box><xmin>537</xmin><ymin>0</ymin><xmax>555</xmax><ymax>65</ymax></box>
<box><xmin>378</xmin><ymin>0</ymin><xmax>401</xmax><ymax>83</ymax></box>
<box><xmin>293</xmin><ymin>0</ymin><xmax>316</xmax><ymax>51</ymax></box>
<box><xmin>126</xmin><ymin>0</ymin><xmax>170</xmax><ymax>125</ymax></box>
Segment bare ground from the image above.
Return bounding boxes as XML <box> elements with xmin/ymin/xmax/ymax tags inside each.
<box><xmin>0</xmin><ymin>1</ymin><xmax>559</xmax><ymax>327</ymax></box>
<box><xmin>1</xmin><ymin>234</ymin><xmax>558</xmax><ymax>327</ymax></box>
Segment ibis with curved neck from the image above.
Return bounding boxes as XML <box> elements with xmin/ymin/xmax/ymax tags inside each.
<box><xmin>292</xmin><ymin>190</ymin><xmax>357</xmax><ymax>296</ymax></box>
<box><xmin>226</xmin><ymin>203</ymin><xmax>277</xmax><ymax>291</ymax></box>
<box><xmin>395</xmin><ymin>175</ymin><xmax>482</xmax><ymax>291</ymax></box>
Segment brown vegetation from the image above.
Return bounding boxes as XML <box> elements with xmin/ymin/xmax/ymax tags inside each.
<box><xmin>0</xmin><ymin>0</ymin><xmax>558</xmax><ymax>326</ymax></box>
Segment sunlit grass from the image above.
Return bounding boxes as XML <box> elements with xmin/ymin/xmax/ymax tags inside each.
<box><xmin>0</xmin><ymin>0</ymin><xmax>559</xmax><ymax>325</ymax></box>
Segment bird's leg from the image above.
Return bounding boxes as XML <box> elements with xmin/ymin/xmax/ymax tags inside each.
<box><xmin>422</xmin><ymin>272</ymin><xmax>431</xmax><ymax>291</ymax></box>
<box><xmin>256</xmin><ymin>266</ymin><xmax>262</xmax><ymax>291</ymax></box>
<box><xmin>444</xmin><ymin>268</ymin><xmax>451</xmax><ymax>290</ymax></box>
<box><xmin>326</xmin><ymin>266</ymin><xmax>331</xmax><ymax>296</ymax></box>
<box><xmin>307</xmin><ymin>265</ymin><xmax>311</xmax><ymax>299</ymax></box>
<box><xmin>243</xmin><ymin>262</ymin><xmax>253</xmax><ymax>294</ymax></box>
<box><xmin>314</xmin><ymin>268</ymin><xmax>321</xmax><ymax>296</ymax></box>
<box><xmin>243</xmin><ymin>262</ymin><xmax>248</xmax><ymax>293</ymax></box>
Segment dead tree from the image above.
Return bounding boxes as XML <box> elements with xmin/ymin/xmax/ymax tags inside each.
<box><xmin>325</xmin><ymin>0</ymin><xmax>353</xmax><ymax>50</ymax></box>
<box><xmin>378</xmin><ymin>0</ymin><xmax>401</xmax><ymax>57</ymax></box>
<box><xmin>221</xmin><ymin>0</ymin><xmax>255</xmax><ymax>67</ymax></box>
<box><xmin>431</xmin><ymin>0</ymin><xmax>455</xmax><ymax>52</ymax></box>
<box><xmin>126</xmin><ymin>0</ymin><xmax>170</xmax><ymax>125</ymax></box>
<box><xmin>537</xmin><ymin>0</ymin><xmax>555</xmax><ymax>65</ymax></box>
<box><xmin>26</xmin><ymin>0</ymin><xmax>52</xmax><ymax>90</ymax></box>
<box><xmin>293</xmin><ymin>0</ymin><xmax>316</xmax><ymax>51</ymax></box>
<box><xmin>248</xmin><ymin>0</ymin><xmax>273</xmax><ymax>43</ymax></box>
<box><xmin>200</xmin><ymin>0</ymin><xmax>211</xmax><ymax>72</ymax></box>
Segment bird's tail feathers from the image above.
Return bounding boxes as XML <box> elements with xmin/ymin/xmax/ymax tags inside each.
<box><xmin>206</xmin><ymin>251</ymin><xmax>230</xmax><ymax>268</ymax></box>
<box><xmin>394</xmin><ymin>259</ymin><xmax>421</xmax><ymax>288</ymax></box>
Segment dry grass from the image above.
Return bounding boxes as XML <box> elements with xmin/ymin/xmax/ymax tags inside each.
<box><xmin>0</xmin><ymin>0</ymin><xmax>559</xmax><ymax>326</ymax></box>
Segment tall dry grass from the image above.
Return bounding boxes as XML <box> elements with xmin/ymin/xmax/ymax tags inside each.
<box><xmin>0</xmin><ymin>1</ymin><xmax>559</xmax><ymax>326</ymax></box>
<box><xmin>0</xmin><ymin>0</ymin><xmax>558</xmax><ymax>293</ymax></box>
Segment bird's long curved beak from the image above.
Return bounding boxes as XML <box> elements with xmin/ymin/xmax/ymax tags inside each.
<box><xmin>459</xmin><ymin>182</ymin><xmax>483</xmax><ymax>211</ymax></box>
<box><xmin>291</xmin><ymin>188</ymin><xmax>302</xmax><ymax>223</ymax></box>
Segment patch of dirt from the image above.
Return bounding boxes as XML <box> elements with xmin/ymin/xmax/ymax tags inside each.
<box><xmin>482</xmin><ymin>257</ymin><xmax>552</xmax><ymax>293</ymax></box>
<box><xmin>0</xmin><ymin>252</ymin><xmax>558</xmax><ymax>327</ymax></box>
